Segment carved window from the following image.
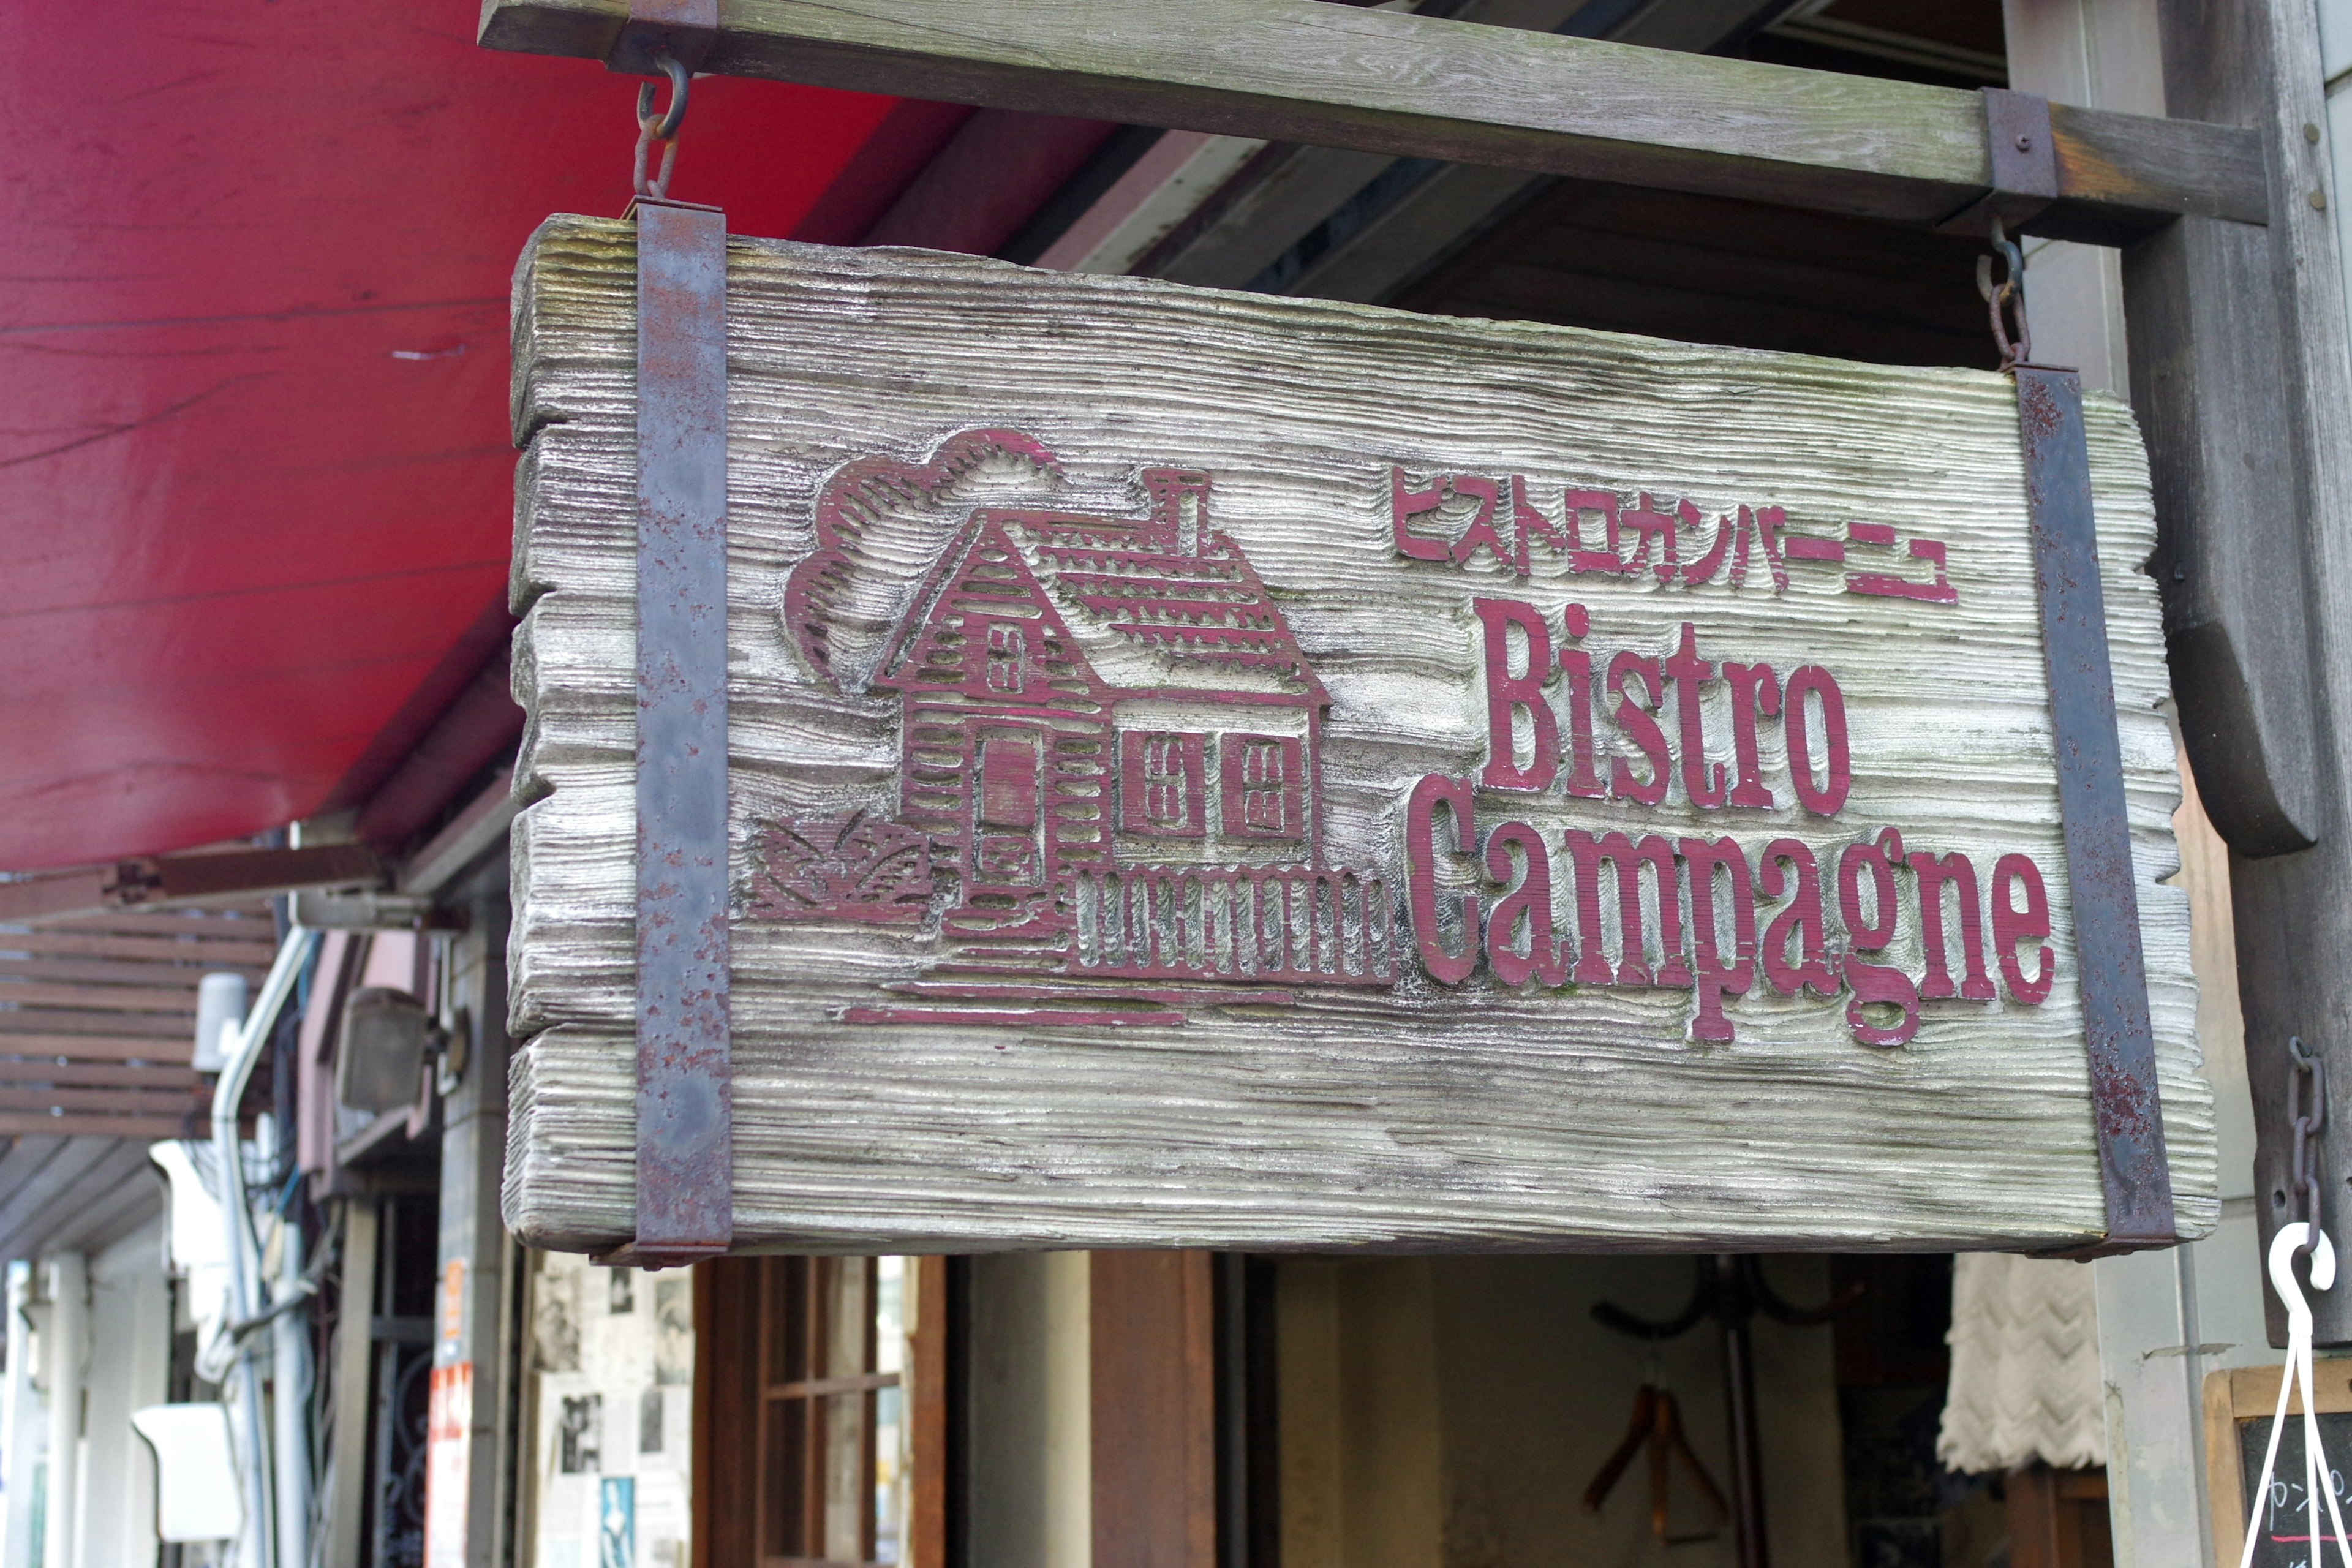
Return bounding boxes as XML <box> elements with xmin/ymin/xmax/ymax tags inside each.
<box><xmin>1220</xmin><ymin>733</ymin><xmax>1304</xmax><ymax>842</ymax></box>
<box><xmin>1121</xmin><ymin>731</ymin><xmax>1206</xmax><ymax>837</ymax></box>
<box><xmin>982</xmin><ymin>620</ymin><xmax>1027</xmax><ymax>694</ymax></box>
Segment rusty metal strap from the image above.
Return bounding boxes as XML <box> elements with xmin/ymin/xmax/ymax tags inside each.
<box><xmin>1937</xmin><ymin>88</ymin><xmax>2059</xmax><ymax>238</ymax></box>
<box><xmin>608</xmin><ymin>0</ymin><xmax>715</xmax><ymax>76</ymax></box>
<box><xmin>2016</xmin><ymin>364</ymin><xmax>2176</xmax><ymax>1252</ymax></box>
<box><xmin>628</xmin><ymin>196</ymin><xmax>733</xmax><ymax>1267</ymax></box>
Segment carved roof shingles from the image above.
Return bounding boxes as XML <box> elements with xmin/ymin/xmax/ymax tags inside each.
<box><xmin>1000</xmin><ymin>511</ymin><xmax>1328</xmax><ymax>704</ymax></box>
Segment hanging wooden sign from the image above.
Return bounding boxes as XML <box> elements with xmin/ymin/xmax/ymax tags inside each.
<box><xmin>504</xmin><ymin>213</ymin><xmax>2214</xmax><ymax>1256</ymax></box>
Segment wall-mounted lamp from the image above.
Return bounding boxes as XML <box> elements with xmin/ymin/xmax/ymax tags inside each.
<box><xmin>334</xmin><ymin>986</ymin><xmax>433</xmax><ymax>1114</ymax></box>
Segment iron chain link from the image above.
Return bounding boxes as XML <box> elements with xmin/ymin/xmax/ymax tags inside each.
<box><xmin>2291</xmin><ymin>1034</ymin><xmax>2326</xmax><ymax>1258</ymax></box>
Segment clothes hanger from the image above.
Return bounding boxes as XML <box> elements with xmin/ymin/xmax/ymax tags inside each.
<box><xmin>1583</xmin><ymin>1382</ymin><xmax>1730</xmax><ymax>1547</ymax></box>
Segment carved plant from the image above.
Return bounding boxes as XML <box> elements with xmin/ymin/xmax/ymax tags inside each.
<box><xmin>744</xmin><ymin>812</ymin><xmax>935</xmax><ymax>924</ymax></box>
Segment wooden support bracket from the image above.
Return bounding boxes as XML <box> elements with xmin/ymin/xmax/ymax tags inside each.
<box><xmin>477</xmin><ymin>0</ymin><xmax>2263</xmax><ymax>244</ymax></box>
<box><xmin>0</xmin><ymin>843</ymin><xmax>388</xmax><ymax>927</ymax></box>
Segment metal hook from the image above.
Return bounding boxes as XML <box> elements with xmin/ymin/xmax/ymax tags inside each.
<box><xmin>632</xmin><ymin>51</ymin><xmax>690</xmax><ymax>201</ymax></box>
<box><xmin>637</xmin><ymin>53</ymin><xmax>690</xmax><ymax>141</ymax></box>
<box><xmin>2271</xmin><ymin>1221</ymin><xmax>2339</xmax><ymax>1338</ymax></box>
<box><xmin>1975</xmin><ymin>216</ymin><xmax>2032</xmax><ymax>372</ymax></box>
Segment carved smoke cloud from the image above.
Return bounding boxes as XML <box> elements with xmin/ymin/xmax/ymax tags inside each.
<box><xmin>782</xmin><ymin>428</ymin><xmax>1065</xmax><ymax>695</ymax></box>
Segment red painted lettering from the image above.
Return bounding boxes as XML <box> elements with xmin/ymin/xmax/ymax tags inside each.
<box><xmin>1510</xmin><ymin>475</ymin><xmax>1567</xmax><ymax>578</ymax></box>
<box><xmin>1406</xmin><ymin>774</ymin><xmax>1479</xmax><ymax>985</ymax></box>
<box><xmin>1558</xmin><ymin>603</ymin><xmax>1605</xmax><ymax>799</ymax></box>
<box><xmin>1722</xmin><ymin>661</ymin><xmax>1781</xmax><ymax>809</ymax></box>
<box><xmin>1608</xmin><ymin>650</ymin><xmax>1670</xmax><ymax>807</ymax></box>
<box><xmin>1845</xmin><ymin>521</ymin><xmax>1958</xmax><ymax>603</ymax></box>
<box><xmin>1392</xmin><ymin>467</ymin><xmax>1449</xmax><ymax>561</ymax></box>
<box><xmin>1619</xmin><ymin>493</ymin><xmax>1681</xmax><ymax>581</ymax></box>
<box><xmin>1450</xmin><ymin>476</ymin><xmax>1512</xmax><ymax>569</ymax></box>
<box><xmin>1485</xmin><ymin>821</ymin><xmax>1564</xmax><ymax>986</ymax></box>
<box><xmin>1784</xmin><ymin>666</ymin><xmax>1852</xmax><ymax>816</ymax></box>
<box><xmin>1738</xmin><ymin>505</ymin><xmax>1791</xmax><ymax>593</ymax></box>
<box><xmin>1474</xmin><ymin>598</ymin><xmax>1559</xmax><ymax>792</ymax></box>
<box><xmin>1909</xmin><ymin>849</ymin><xmax>1995</xmax><ymax>1000</ymax></box>
<box><xmin>1757</xmin><ymin>838</ymin><xmax>1838</xmax><ymax>998</ymax></box>
<box><xmin>1664</xmin><ymin>622</ymin><xmax>1727</xmax><ymax>810</ymax></box>
<box><xmin>1839</xmin><ymin>827</ymin><xmax>1918</xmax><ymax>1047</ymax></box>
<box><xmin>1681</xmin><ymin>836</ymin><xmax>1756</xmax><ymax>1042</ymax></box>
<box><xmin>1566</xmin><ymin>488</ymin><xmax>1628</xmax><ymax>576</ymax></box>
<box><xmin>1564</xmin><ymin>830</ymin><xmax>1689</xmax><ymax>988</ymax></box>
<box><xmin>1991</xmin><ymin>852</ymin><xmax>2054</xmax><ymax>1004</ymax></box>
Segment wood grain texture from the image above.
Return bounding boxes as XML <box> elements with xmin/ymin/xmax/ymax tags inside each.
<box><xmin>1092</xmin><ymin>1251</ymin><xmax>1218</xmax><ymax>1568</ymax></box>
<box><xmin>505</xmin><ymin>215</ymin><xmax>2215</xmax><ymax>1255</ymax></box>
<box><xmin>474</xmin><ymin>0</ymin><xmax>2261</xmax><ymax>240</ymax></box>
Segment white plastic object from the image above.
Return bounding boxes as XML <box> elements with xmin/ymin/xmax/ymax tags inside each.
<box><xmin>191</xmin><ymin>972</ymin><xmax>247</xmax><ymax>1073</ymax></box>
<box><xmin>2239</xmin><ymin>1223</ymin><xmax>2351</xmax><ymax>1568</ymax></box>
<box><xmin>129</xmin><ymin>1403</ymin><xmax>245</xmax><ymax>1542</ymax></box>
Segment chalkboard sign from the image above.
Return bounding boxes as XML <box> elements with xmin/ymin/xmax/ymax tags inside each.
<box><xmin>2208</xmin><ymin>1366</ymin><xmax>2352</xmax><ymax>1568</ymax></box>
<box><xmin>2238</xmin><ymin>1412</ymin><xmax>2352</xmax><ymax>1568</ymax></box>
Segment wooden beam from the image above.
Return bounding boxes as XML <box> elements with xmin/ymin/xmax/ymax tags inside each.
<box><xmin>0</xmin><ymin>1060</ymin><xmax>202</xmax><ymax>1090</ymax></box>
<box><xmin>0</xmin><ymin>980</ymin><xmax>200</xmax><ymax>1014</ymax></box>
<box><xmin>0</xmin><ymin>843</ymin><xmax>383</xmax><ymax>927</ymax></box>
<box><xmin>0</xmin><ymin>930</ymin><xmax>279</xmax><ymax>963</ymax></box>
<box><xmin>0</xmin><ymin>1009</ymin><xmax>186</xmax><ymax>1039</ymax></box>
<box><xmin>0</xmin><ymin>1035</ymin><xmax>195</xmax><ymax>1063</ymax></box>
<box><xmin>398</xmin><ymin>769</ymin><xmax>519</xmax><ymax>897</ymax></box>
<box><xmin>0</xmin><ymin>1112</ymin><xmax>187</xmax><ymax>1140</ymax></box>
<box><xmin>0</xmin><ymin>957</ymin><xmax>262</xmax><ymax>987</ymax></box>
<box><xmin>477</xmin><ymin>0</ymin><xmax>2262</xmax><ymax>243</ymax></box>
<box><xmin>0</xmin><ymin>1086</ymin><xmax>205</xmax><ymax>1115</ymax></box>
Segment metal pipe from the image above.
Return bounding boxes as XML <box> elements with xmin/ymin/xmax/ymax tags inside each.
<box><xmin>209</xmin><ymin>928</ymin><xmax>317</xmax><ymax>1568</ymax></box>
<box><xmin>271</xmin><ymin>1147</ymin><xmax>315</xmax><ymax>1568</ymax></box>
<box><xmin>0</xmin><ymin>1264</ymin><xmax>36</xmax><ymax>1568</ymax></box>
<box><xmin>1719</xmin><ymin>1300</ymin><xmax>1770</xmax><ymax>1568</ymax></box>
<box><xmin>37</xmin><ymin>1254</ymin><xmax>86</xmax><ymax>1568</ymax></box>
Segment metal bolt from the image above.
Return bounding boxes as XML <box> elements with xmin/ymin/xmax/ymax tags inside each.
<box><xmin>2015</xmin><ymin>134</ymin><xmax>2033</xmax><ymax>151</ymax></box>
<box><xmin>2308</xmin><ymin>122</ymin><xmax>2324</xmax><ymax>144</ymax></box>
<box><xmin>2314</xmin><ymin>189</ymin><xmax>2331</xmax><ymax>211</ymax></box>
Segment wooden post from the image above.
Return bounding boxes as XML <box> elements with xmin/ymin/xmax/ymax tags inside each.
<box><xmin>2004</xmin><ymin>1464</ymin><xmax>2113</xmax><ymax>1568</ymax></box>
<box><xmin>2135</xmin><ymin>0</ymin><xmax>2352</xmax><ymax>1344</ymax></box>
<box><xmin>1093</xmin><ymin>1252</ymin><xmax>1218</xmax><ymax>1568</ymax></box>
<box><xmin>325</xmin><ymin>1200</ymin><xmax>378</xmax><ymax>1568</ymax></box>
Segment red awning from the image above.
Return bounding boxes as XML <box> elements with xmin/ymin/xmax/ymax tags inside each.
<box><xmin>0</xmin><ymin>0</ymin><xmax>917</xmax><ymax>870</ymax></box>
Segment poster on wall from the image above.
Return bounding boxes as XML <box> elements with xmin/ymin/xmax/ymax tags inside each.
<box><xmin>526</xmin><ymin>1251</ymin><xmax>692</xmax><ymax>1568</ymax></box>
<box><xmin>502</xmin><ymin>216</ymin><xmax>2214</xmax><ymax>1256</ymax></box>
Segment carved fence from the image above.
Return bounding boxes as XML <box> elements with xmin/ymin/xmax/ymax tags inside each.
<box><xmin>1070</xmin><ymin>865</ymin><xmax>1396</xmax><ymax>986</ymax></box>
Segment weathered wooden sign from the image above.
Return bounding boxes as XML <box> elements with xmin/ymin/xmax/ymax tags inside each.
<box><xmin>505</xmin><ymin>213</ymin><xmax>2214</xmax><ymax>1256</ymax></box>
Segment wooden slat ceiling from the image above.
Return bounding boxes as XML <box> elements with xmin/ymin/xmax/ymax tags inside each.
<box><xmin>0</xmin><ymin>1135</ymin><xmax>179</xmax><ymax>1264</ymax></box>
<box><xmin>0</xmin><ymin>903</ymin><xmax>275</xmax><ymax>1140</ymax></box>
<box><xmin>1395</xmin><ymin>177</ymin><xmax>2003</xmax><ymax>372</ymax></box>
<box><xmin>1369</xmin><ymin>0</ymin><xmax>2007</xmax><ymax>372</ymax></box>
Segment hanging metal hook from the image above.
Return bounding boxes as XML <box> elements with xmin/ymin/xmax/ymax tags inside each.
<box><xmin>2243</xmin><ymin>1223</ymin><xmax>2352</xmax><ymax>1568</ymax></box>
<box><xmin>1975</xmin><ymin>216</ymin><xmax>2032</xmax><ymax>372</ymax></box>
<box><xmin>633</xmin><ymin>51</ymin><xmax>690</xmax><ymax>202</ymax></box>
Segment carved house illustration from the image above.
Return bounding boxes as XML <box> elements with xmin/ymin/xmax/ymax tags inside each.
<box><xmin>763</xmin><ymin>465</ymin><xmax>1395</xmax><ymax>1017</ymax></box>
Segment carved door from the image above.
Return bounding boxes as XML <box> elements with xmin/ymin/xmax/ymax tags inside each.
<box><xmin>971</xmin><ymin>726</ymin><xmax>1046</xmax><ymax>889</ymax></box>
